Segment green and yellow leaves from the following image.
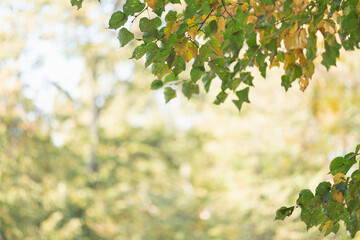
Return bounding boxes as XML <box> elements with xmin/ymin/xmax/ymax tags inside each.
<box><xmin>174</xmin><ymin>39</ymin><xmax>198</xmax><ymax>62</ymax></box>
<box><xmin>100</xmin><ymin>0</ymin><xmax>360</xmax><ymax>109</ymax></box>
<box><xmin>276</xmin><ymin>145</ymin><xmax>360</xmax><ymax>238</ymax></box>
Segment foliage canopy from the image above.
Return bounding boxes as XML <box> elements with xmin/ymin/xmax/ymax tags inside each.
<box><xmin>76</xmin><ymin>0</ymin><xmax>358</xmax><ymax>110</ymax></box>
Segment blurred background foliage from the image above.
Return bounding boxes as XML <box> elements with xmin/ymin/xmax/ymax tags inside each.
<box><xmin>0</xmin><ymin>0</ymin><xmax>360</xmax><ymax>239</ymax></box>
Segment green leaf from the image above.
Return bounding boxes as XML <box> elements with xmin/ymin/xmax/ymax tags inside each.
<box><xmin>281</xmin><ymin>75</ymin><xmax>291</xmax><ymax>91</ymax></box>
<box><xmin>240</xmin><ymin>72</ymin><xmax>254</xmax><ymax>87</ymax></box>
<box><xmin>296</xmin><ymin>189</ymin><xmax>314</xmax><ymax>206</ymax></box>
<box><xmin>164</xmin><ymin>72</ymin><xmax>177</xmax><ymax>83</ymax></box>
<box><xmin>151</xmin><ymin>80</ymin><xmax>163</xmax><ymax>89</ymax></box>
<box><xmin>303</xmin><ymin>61</ymin><xmax>315</xmax><ymax>79</ymax></box>
<box><xmin>275</xmin><ymin>206</ymin><xmax>294</xmax><ymax>220</ymax></box>
<box><xmin>145</xmin><ymin>43</ymin><xmax>159</xmax><ymax>67</ymax></box>
<box><xmin>329</xmin><ymin>154</ymin><xmax>356</xmax><ymax>175</ymax></box>
<box><xmin>184</xmin><ymin>0</ymin><xmax>197</xmax><ymax>18</ymax></box>
<box><xmin>285</xmin><ymin>64</ymin><xmax>302</xmax><ymax>82</ymax></box>
<box><xmin>154</xmin><ymin>0</ymin><xmax>166</xmax><ymax>16</ymax></box>
<box><xmin>232</xmin><ymin>87</ymin><xmax>250</xmax><ymax>111</ymax></box>
<box><xmin>182</xmin><ymin>82</ymin><xmax>199</xmax><ymax>99</ymax></box>
<box><xmin>356</xmin><ymin>144</ymin><xmax>360</xmax><ymax>154</ymax></box>
<box><xmin>123</xmin><ymin>0</ymin><xmax>145</xmax><ymax>16</ymax></box>
<box><xmin>109</xmin><ymin>11</ymin><xmax>128</xmax><ymax>29</ymax></box>
<box><xmin>173</xmin><ymin>56</ymin><xmax>186</xmax><ymax>76</ymax></box>
<box><xmin>330</xmin><ymin>157</ymin><xmax>344</xmax><ymax>174</ymax></box>
<box><xmin>306</xmin><ymin>32</ymin><xmax>317</xmax><ymax>61</ymax></box>
<box><xmin>300</xmin><ymin>207</ymin><xmax>326</xmax><ymax>230</ymax></box>
<box><xmin>131</xmin><ymin>44</ymin><xmax>148</xmax><ymax>59</ymax></box>
<box><xmin>202</xmin><ymin>72</ymin><xmax>215</xmax><ymax>93</ymax></box>
<box><xmin>164</xmin><ymin>87</ymin><xmax>176</xmax><ymax>103</ymax></box>
<box><xmin>315</xmin><ymin>182</ymin><xmax>331</xmax><ymax>196</ymax></box>
<box><xmin>321</xmin><ymin>34</ymin><xmax>341</xmax><ymax>70</ymax></box>
<box><xmin>256</xmin><ymin>52</ymin><xmax>267</xmax><ymax>78</ymax></box>
<box><xmin>165</xmin><ymin>10</ymin><xmax>177</xmax><ymax>21</ymax></box>
<box><xmin>71</xmin><ymin>0</ymin><xmax>84</xmax><ymax>9</ymax></box>
<box><xmin>139</xmin><ymin>17</ymin><xmax>162</xmax><ymax>32</ymax></box>
<box><xmin>118</xmin><ymin>28</ymin><xmax>134</xmax><ymax>47</ymax></box>
<box><xmin>214</xmin><ymin>91</ymin><xmax>228</xmax><ymax>105</ymax></box>
<box><xmin>190</xmin><ymin>68</ymin><xmax>203</xmax><ymax>82</ymax></box>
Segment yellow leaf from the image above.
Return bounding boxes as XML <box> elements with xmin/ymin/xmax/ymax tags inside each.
<box><xmin>188</xmin><ymin>26</ymin><xmax>198</xmax><ymax>40</ymax></box>
<box><xmin>250</xmin><ymin>0</ymin><xmax>256</xmax><ymax>7</ymax></box>
<box><xmin>294</xmin><ymin>0</ymin><xmax>309</xmax><ymax>11</ymax></box>
<box><xmin>183</xmin><ymin>42</ymin><xmax>198</xmax><ymax>62</ymax></box>
<box><xmin>255</xmin><ymin>7</ymin><xmax>265</xmax><ymax>17</ymax></box>
<box><xmin>295</xmin><ymin>28</ymin><xmax>308</xmax><ymax>49</ymax></box>
<box><xmin>164</xmin><ymin>21</ymin><xmax>174</xmax><ymax>39</ymax></box>
<box><xmin>333</xmin><ymin>173</ymin><xmax>346</xmax><ymax>185</ymax></box>
<box><xmin>206</xmin><ymin>15</ymin><xmax>217</xmax><ymax>24</ymax></box>
<box><xmin>298</xmin><ymin>50</ymin><xmax>307</xmax><ymax>66</ymax></box>
<box><xmin>298</xmin><ymin>77</ymin><xmax>309</xmax><ymax>91</ymax></box>
<box><xmin>269</xmin><ymin>57</ymin><xmax>280</xmax><ymax>68</ymax></box>
<box><xmin>172</xmin><ymin>21</ymin><xmax>183</xmax><ymax>34</ymax></box>
<box><xmin>241</xmin><ymin>2</ymin><xmax>249</xmax><ymax>12</ymax></box>
<box><xmin>272</xmin><ymin>13</ymin><xmax>279</xmax><ymax>21</ymax></box>
<box><xmin>289</xmin><ymin>22</ymin><xmax>298</xmax><ymax>35</ymax></box>
<box><xmin>333</xmin><ymin>192</ymin><xmax>344</xmax><ymax>204</ymax></box>
<box><xmin>284</xmin><ymin>52</ymin><xmax>296</xmax><ymax>69</ymax></box>
<box><xmin>146</xmin><ymin>0</ymin><xmax>156</xmax><ymax>10</ymax></box>
<box><xmin>187</xmin><ymin>16</ymin><xmax>196</xmax><ymax>26</ymax></box>
<box><xmin>214</xmin><ymin>31</ymin><xmax>224</xmax><ymax>43</ymax></box>
<box><xmin>218</xmin><ymin>17</ymin><xmax>226</xmax><ymax>32</ymax></box>
<box><xmin>323</xmin><ymin>19</ymin><xmax>336</xmax><ymax>34</ymax></box>
<box><xmin>259</xmin><ymin>30</ymin><xmax>265</xmax><ymax>42</ymax></box>
<box><xmin>247</xmin><ymin>15</ymin><xmax>257</xmax><ymax>24</ymax></box>
<box><xmin>174</xmin><ymin>39</ymin><xmax>187</xmax><ymax>55</ymax></box>
<box><xmin>284</xmin><ymin>35</ymin><xmax>295</xmax><ymax>51</ymax></box>
<box><xmin>322</xmin><ymin>220</ymin><xmax>332</xmax><ymax>233</ymax></box>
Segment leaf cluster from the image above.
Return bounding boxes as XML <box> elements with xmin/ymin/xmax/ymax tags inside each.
<box><xmin>276</xmin><ymin>144</ymin><xmax>360</xmax><ymax>238</ymax></box>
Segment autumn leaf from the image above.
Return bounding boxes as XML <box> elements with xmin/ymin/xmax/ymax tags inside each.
<box><xmin>147</xmin><ymin>0</ymin><xmax>157</xmax><ymax>10</ymax></box>
<box><xmin>322</xmin><ymin>220</ymin><xmax>332</xmax><ymax>233</ymax></box>
<box><xmin>217</xmin><ymin>17</ymin><xmax>225</xmax><ymax>32</ymax></box>
<box><xmin>241</xmin><ymin>2</ymin><xmax>249</xmax><ymax>12</ymax></box>
<box><xmin>188</xmin><ymin>26</ymin><xmax>198</xmax><ymax>40</ymax></box>
<box><xmin>174</xmin><ymin>38</ymin><xmax>187</xmax><ymax>55</ymax></box>
<box><xmin>247</xmin><ymin>15</ymin><xmax>257</xmax><ymax>24</ymax></box>
<box><xmin>298</xmin><ymin>77</ymin><xmax>309</xmax><ymax>91</ymax></box>
<box><xmin>171</xmin><ymin>20</ymin><xmax>183</xmax><ymax>34</ymax></box>
<box><xmin>333</xmin><ymin>192</ymin><xmax>344</xmax><ymax>204</ymax></box>
<box><xmin>214</xmin><ymin>31</ymin><xmax>224</xmax><ymax>43</ymax></box>
<box><xmin>295</xmin><ymin>28</ymin><xmax>308</xmax><ymax>49</ymax></box>
<box><xmin>333</xmin><ymin>173</ymin><xmax>346</xmax><ymax>185</ymax></box>
<box><xmin>183</xmin><ymin>41</ymin><xmax>198</xmax><ymax>62</ymax></box>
